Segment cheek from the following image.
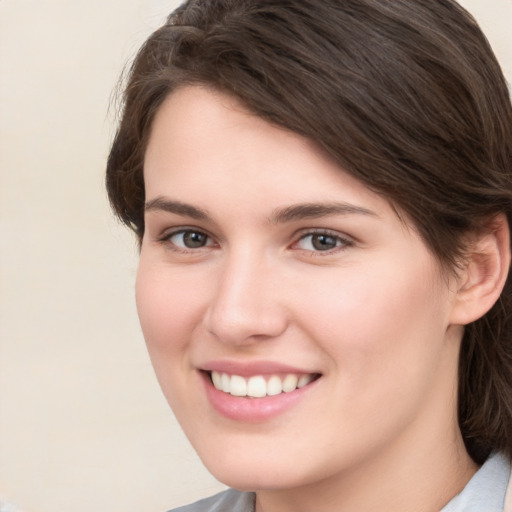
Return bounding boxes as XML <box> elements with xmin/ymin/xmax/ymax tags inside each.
<box><xmin>135</xmin><ymin>261</ymin><xmax>206</xmax><ymax>363</ymax></box>
<box><xmin>297</xmin><ymin>256</ymin><xmax>448</xmax><ymax>377</ymax></box>
<box><xmin>292</xmin><ymin>259</ymin><xmax>454</xmax><ymax>451</ymax></box>
<box><xmin>135</xmin><ymin>260</ymin><xmax>213</xmax><ymax>422</ymax></box>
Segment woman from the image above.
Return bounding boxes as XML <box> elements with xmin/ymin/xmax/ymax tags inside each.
<box><xmin>106</xmin><ymin>1</ymin><xmax>512</xmax><ymax>510</ymax></box>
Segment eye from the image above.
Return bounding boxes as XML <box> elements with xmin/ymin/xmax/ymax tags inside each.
<box><xmin>166</xmin><ymin>230</ymin><xmax>213</xmax><ymax>249</ymax></box>
<box><xmin>296</xmin><ymin>232</ymin><xmax>350</xmax><ymax>252</ymax></box>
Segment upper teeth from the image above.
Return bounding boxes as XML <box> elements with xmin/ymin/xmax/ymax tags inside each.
<box><xmin>211</xmin><ymin>371</ymin><xmax>314</xmax><ymax>397</ymax></box>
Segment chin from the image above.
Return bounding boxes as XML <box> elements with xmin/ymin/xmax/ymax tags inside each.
<box><xmin>196</xmin><ymin>444</ymin><xmax>330</xmax><ymax>493</ymax></box>
<box><xmin>206</xmin><ymin>465</ymin><xmax>298</xmax><ymax>492</ymax></box>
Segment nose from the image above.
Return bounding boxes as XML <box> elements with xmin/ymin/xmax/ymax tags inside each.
<box><xmin>203</xmin><ymin>251</ymin><xmax>288</xmax><ymax>346</ymax></box>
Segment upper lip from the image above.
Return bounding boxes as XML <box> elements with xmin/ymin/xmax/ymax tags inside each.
<box><xmin>199</xmin><ymin>360</ymin><xmax>320</xmax><ymax>377</ymax></box>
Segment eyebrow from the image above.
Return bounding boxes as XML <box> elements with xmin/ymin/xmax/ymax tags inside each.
<box><xmin>145</xmin><ymin>197</ymin><xmax>209</xmax><ymax>220</ymax></box>
<box><xmin>269</xmin><ymin>202</ymin><xmax>377</xmax><ymax>224</ymax></box>
<box><xmin>144</xmin><ymin>197</ymin><xmax>377</xmax><ymax>223</ymax></box>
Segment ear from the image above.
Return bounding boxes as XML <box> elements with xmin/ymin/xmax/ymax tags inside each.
<box><xmin>450</xmin><ymin>214</ymin><xmax>511</xmax><ymax>326</ymax></box>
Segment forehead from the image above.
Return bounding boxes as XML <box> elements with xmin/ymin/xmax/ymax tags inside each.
<box><xmin>144</xmin><ymin>86</ymin><xmax>388</xmax><ymax>212</ymax></box>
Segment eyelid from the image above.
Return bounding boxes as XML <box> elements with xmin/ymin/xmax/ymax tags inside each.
<box><xmin>291</xmin><ymin>228</ymin><xmax>354</xmax><ymax>253</ymax></box>
<box><xmin>154</xmin><ymin>225</ymin><xmax>354</xmax><ymax>254</ymax></box>
<box><xmin>157</xmin><ymin>226</ymin><xmax>217</xmax><ymax>251</ymax></box>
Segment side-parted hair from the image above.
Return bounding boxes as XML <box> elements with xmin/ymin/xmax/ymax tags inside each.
<box><xmin>106</xmin><ymin>0</ymin><xmax>512</xmax><ymax>463</ymax></box>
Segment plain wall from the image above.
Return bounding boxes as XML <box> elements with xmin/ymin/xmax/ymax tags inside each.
<box><xmin>0</xmin><ymin>1</ymin><xmax>510</xmax><ymax>511</ymax></box>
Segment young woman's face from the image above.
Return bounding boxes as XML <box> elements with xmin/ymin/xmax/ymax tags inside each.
<box><xmin>138</xmin><ymin>86</ymin><xmax>464</xmax><ymax>492</ymax></box>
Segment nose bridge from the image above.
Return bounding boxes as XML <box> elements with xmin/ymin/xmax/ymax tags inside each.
<box><xmin>205</xmin><ymin>245</ymin><xmax>287</xmax><ymax>344</ymax></box>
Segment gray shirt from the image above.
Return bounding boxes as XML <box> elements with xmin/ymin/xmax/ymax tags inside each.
<box><xmin>170</xmin><ymin>452</ymin><xmax>510</xmax><ymax>512</ymax></box>
<box><xmin>169</xmin><ymin>490</ymin><xmax>253</xmax><ymax>512</ymax></box>
<box><xmin>0</xmin><ymin>496</ymin><xmax>22</xmax><ymax>512</ymax></box>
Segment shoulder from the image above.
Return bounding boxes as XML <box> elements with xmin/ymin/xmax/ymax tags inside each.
<box><xmin>505</xmin><ymin>458</ymin><xmax>512</xmax><ymax>512</ymax></box>
<box><xmin>442</xmin><ymin>452</ymin><xmax>511</xmax><ymax>512</ymax></box>
<box><xmin>0</xmin><ymin>497</ymin><xmax>22</xmax><ymax>512</ymax></box>
<box><xmin>168</xmin><ymin>489</ymin><xmax>255</xmax><ymax>512</ymax></box>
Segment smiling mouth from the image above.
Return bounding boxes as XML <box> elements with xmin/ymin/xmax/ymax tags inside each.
<box><xmin>208</xmin><ymin>371</ymin><xmax>320</xmax><ymax>398</ymax></box>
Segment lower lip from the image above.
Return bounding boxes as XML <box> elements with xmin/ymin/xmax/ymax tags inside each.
<box><xmin>201</xmin><ymin>372</ymin><xmax>318</xmax><ymax>422</ymax></box>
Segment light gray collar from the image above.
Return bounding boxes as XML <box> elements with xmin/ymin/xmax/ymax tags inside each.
<box><xmin>440</xmin><ymin>452</ymin><xmax>511</xmax><ymax>512</ymax></box>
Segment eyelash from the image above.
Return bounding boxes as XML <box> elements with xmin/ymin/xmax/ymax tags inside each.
<box><xmin>293</xmin><ymin>229</ymin><xmax>354</xmax><ymax>255</ymax></box>
<box><xmin>157</xmin><ymin>228</ymin><xmax>353</xmax><ymax>255</ymax></box>
<box><xmin>157</xmin><ymin>228</ymin><xmax>216</xmax><ymax>253</ymax></box>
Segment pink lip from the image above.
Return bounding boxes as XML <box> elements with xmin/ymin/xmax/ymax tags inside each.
<box><xmin>199</xmin><ymin>362</ymin><xmax>320</xmax><ymax>423</ymax></box>
<box><xmin>201</xmin><ymin>360</ymin><xmax>315</xmax><ymax>377</ymax></box>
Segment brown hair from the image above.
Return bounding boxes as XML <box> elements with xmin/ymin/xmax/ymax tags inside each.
<box><xmin>106</xmin><ymin>0</ymin><xmax>512</xmax><ymax>464</ymax></box>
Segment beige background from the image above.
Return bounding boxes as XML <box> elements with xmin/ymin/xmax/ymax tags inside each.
<box><xmin>0</xmin><ymin>1</ymin><xmax>510</xmax><ymax>511</ymax></box>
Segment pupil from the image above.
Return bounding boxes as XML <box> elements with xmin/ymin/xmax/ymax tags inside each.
<box><xmin>312</xmin><ymin>234</ymin><xmax>336</xmax><ymax>251</ymax></box>
<box><xmin>184</xmin><ymin>231</ymin><xmax>207</xmax><ymax>248</ymax></box>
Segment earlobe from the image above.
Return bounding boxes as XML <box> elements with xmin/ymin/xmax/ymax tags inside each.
<box><xmin>450</xmin><ymin>214</ymin><xmax>511</xmax><ymax>326</ymax></box>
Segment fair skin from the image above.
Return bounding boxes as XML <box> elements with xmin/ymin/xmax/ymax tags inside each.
<box><xmin>137</xmin><ymin>86</ymin><xmax>507</xmax><ymax>512</ymax></box>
